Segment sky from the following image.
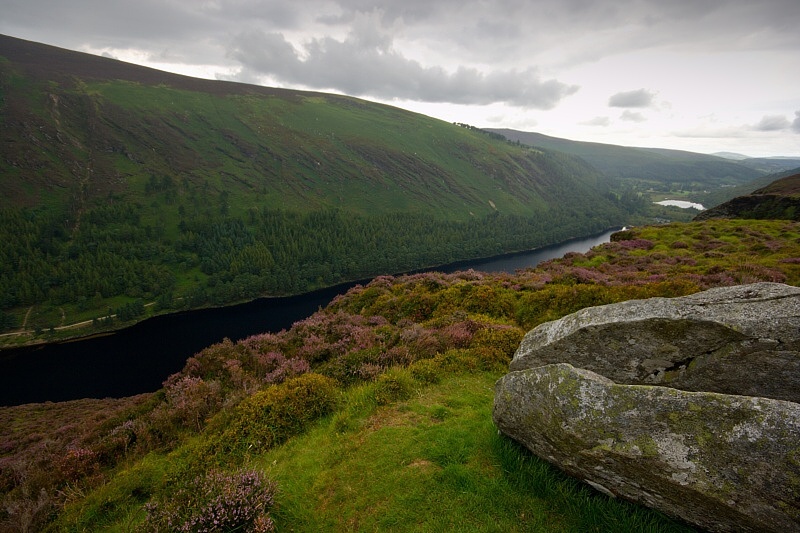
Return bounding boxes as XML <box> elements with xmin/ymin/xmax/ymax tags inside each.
<box><xmin>2</xmin><ymin>0</ymin><xmax>799</xmax><ymax>157</ymax></box>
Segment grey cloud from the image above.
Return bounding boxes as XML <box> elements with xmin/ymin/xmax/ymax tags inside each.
<box><xmin>582</xmin><ymin>116</ymin><xmax>611</xmax><ymax>126</ymax></box>
<box><xmin>754</xmin><ymin>115</ymin><xmax>790</xmax><ymax>131</ymax></box>
<box><xmin>620</xmin><ymin>110</ymin><xmax>646</xmax><ymax>122</ymax></box>
<box><xmin>609</xmin><ymin>89</ymin><xmax>655</xmax><ymax>108</ymax></box>
<box><xmin>229</xmin><ymin>29</ymin><xmax>578</xmax><ymax>107</ymax></box>
<box><xmin>791</xmin><ymin>112</ymin><xmax>800</xmax><ymax>134</ymax></box>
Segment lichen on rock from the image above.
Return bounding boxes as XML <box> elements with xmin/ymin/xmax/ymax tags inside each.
<box><xmin>495</xmin><ymin>283</ymin><xmax>800</xmax><ymax>532</ymax></box>
<box><xmin>493</xmin><ymin>363</ymin><xmax>800</xmax><ymax>532</ymax></box>
<box><xmin>509</xmin><ymin>282</ymin><xmax>800</xmax><ymax>403</ymax></box>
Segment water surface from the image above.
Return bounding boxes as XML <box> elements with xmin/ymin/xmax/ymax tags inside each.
<box><xmin>0</xmin><ymin>228</ymin><xmax>618</xmax><ymax>405</ymax></box>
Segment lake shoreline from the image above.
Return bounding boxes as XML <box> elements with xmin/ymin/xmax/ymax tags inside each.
<box><xmin>0</xmin><ymin>227</ymin><xmax>620</xmax><ymax>405</ymax></box>
<box><xmin>0</xmin><ymin>227</ymin><xmax>623</xmax><ymax>352</ymax></box>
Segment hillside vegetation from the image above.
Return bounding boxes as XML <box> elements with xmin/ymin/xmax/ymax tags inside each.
<box><xmin>0</xmin><ymin>35</ymin><xmax>627</xmax><ymax>343</ymax></box>
<box><xmin>2</xmin><ymin>217</ymin><xmax>799</xmax><ymax>532</ymax></box>
<box><xmin>487</xmin><ymin>129</ymin><xmax>763</xmax><ymax>192</ymax></box>
<box><xmin>696</xmin><ymin>172</ymin><xmax>800</xmax><ymax>221</ymax></box>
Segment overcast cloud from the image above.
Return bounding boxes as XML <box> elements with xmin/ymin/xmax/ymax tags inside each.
<box><xmin>1</xmin><ymin>0</ymin><xmax>799</xmax><ymax>156</ymax></box>
<box><xmin>609</xmin><ymin>89</ymin><xmax>656</xmax><ymax>109</ymax></box>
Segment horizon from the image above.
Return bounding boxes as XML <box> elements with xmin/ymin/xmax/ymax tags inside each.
<box><xmin>1</xmin><ymin>1</ymin><xmax>798</xmax><ymax>158</ymax></box>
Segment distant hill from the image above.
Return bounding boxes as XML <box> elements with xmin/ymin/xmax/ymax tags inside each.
<box><xmin>0</xmin><ymin>34</ymin><xmax>627</xmax><ymax>341</ymax></box>
<box><xmin>695</xmin><ymin>173</ymin><xmax>800</xmax><ymax>221</ymax></box>
<box><xmin>695</xmin><ymin>166</ymin><xmax>800</xmax><ymax>209</ymax></box>
<box><xmin>712</xmin><ymin>152</ymin><xmax>751</xmax><ymax>161</ymax></box>
<box><xmin>736</xmin><ymin>157</ymin><xmax>800</xmax><ymax>175</ymax></box>
<box><xmin>487</xmin><ymin>129</ymin><xmax>763</xmax><ymax>190</ymax></box>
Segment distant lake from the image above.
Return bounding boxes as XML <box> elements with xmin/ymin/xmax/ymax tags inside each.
<box><xmin>654</xmin><ymin>200</ymin><xmax>705</xmax><ymax>210</ymax></box>
<box><xmin>0</xmin><ymin>228</ymin><xmax>619</xmax><ymax>406</ymax></box>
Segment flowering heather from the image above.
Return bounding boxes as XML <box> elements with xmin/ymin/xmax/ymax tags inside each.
<box><xmin>142</xmin><ymin>468</ymin><xmax>276</xmax><ymax>533</ymax></box>
<box><xmin>612</xmin><ymin>238</ymin><xmax>655</xmax><ymax>250</ymax></box>
<box><xmin>158</xmin><ymin>375</ymin><xmax>222</xmax><ymax>431</ymax></box>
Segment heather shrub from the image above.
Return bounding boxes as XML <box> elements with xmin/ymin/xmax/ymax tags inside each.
<box><xmin>1</xmin><ymin>486</ymin><xmax>55</xmax><ymax>533</ymax></box>
<box><xmin>319</xmin><ymin>346</ymin><xmax>385</xmax><ymax>385</ymax></box>
<box><xmin>141</xmin><ymin>467</ymin><xmax>276</xmax><ymax>533</ymax></box>
<box><xmin>255</xmin><ymin>352</ymin><xmax>310</xmax><ymax>384</ymax></box>
<box><xmin>470</xmin><ymin>325</ymin><xmax>525</xmax><ymax>368</ymax></box>
<box><xmin>439</xmin><ymin>319</ymin><xmax>481</xmax><ymax>348</ymax></box>
<box><xmin>460</xmin><ymin>283</ymin><xmax>517</xmax><ymax>318</ymax></box>
<box><xmin>55</xmin><ymin>447</ymin><xmax>100</xmax><ymax>483</ymax></box>
<box><xmin>95</xmin><ymin>419</ymin><xmax>149</xmax><ymax>462</ymax></box>
<box><xmin>215</xmin><ymin>373</ymin><xmax>338</xmax><ymax>456</ymax></box>
<box><xmin>430</xmin><ymin>349</ymin><xmax>481</xmax><ymax>373</ymax></box>
<box><xmin>399</xmin><ymin>324</ymin><xmax>446</xmax><ymax>360</ymax></box>
<box><xmin>374</xmin><ymin>368</ymin><xmax>414</xmax><ymax>405</ymax></box>
<box><xmin>183</xmin><ymin>337</ymin><xmax>246</xmax><ymax>382</ymax></box>
<box><xmin>515</xmin><ymin>285</ymin><xmax>613</xmax><ymax>328</ymax></box>
<box><xmin>408</xmin><ymin>358</ymin><xmax>443</xmax><ymax>384</ymax></box>
<box><xmin>153</xmin><ymin>375</ymin><xmax>223</xmax><ymax>433</ymax></box>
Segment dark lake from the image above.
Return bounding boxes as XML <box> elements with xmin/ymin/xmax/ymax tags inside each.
<box><xmin>0</xmin><ymin>229</ymin><xmax>618</xmax><ymax>406</ymax></box>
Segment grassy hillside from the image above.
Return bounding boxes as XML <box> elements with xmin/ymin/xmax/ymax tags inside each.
<box><xmin>0</xmin><ymin>35</ymin><xmax>627</xmax><ymax>344</ymax></box>
<box><xmin>695</xmin><ymin>167</ymin><xmax>800</xmax><ymax>210</ymax></box>
<box><xmin>487</xmin><ymin>128</ymin><xmax>763</xmax><ymax>193</ymax></box>
<box><xmin>696</xmin><ymin>172</ymin><xmax>800</xmax><ymax>221</ymax></box>
<box><xmin>3</xmin><ymin>217</ymin><xmax>799</xmax><ymax>532</ymax></box>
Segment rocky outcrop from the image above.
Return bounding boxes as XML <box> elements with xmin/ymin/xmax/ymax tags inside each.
<box><xmin>493</xmin><ymin>363</ymin><xmax>800</xmax><ymax>533</ymax></box>
<box><xmin>510</xmin><ymin>282</ymin><xmax>800</xmax><ymax>403</ymax></box>
<box><xmin>495</xmin><ymin>282</ymin><xmax>800</xmax><ymax>532</ymax></box>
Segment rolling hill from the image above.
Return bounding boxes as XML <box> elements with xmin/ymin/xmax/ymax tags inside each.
<box><xmin>695</xmin><ymin>172</ymin><xmax>800</xmax><ymax>221</ymax></box>
<box><xmin>0</xmin><ymin>35</ymin><xmax>627</xmax><ymax>342</ymax></box>
<box><xmin>487</xmin><ymin>128</ymin><xmax>764</xmax><ymax>192</ymax></box>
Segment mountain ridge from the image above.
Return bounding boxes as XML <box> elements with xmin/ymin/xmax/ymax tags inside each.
<box><xmin>0</xmin><ymin>34</ymin><xmax>626</xmax><ymax>343</ymax></box>
<box><xmin>486</xmin><ymin>128</ymin><xmax>764</xmax><ymax>190</ymax></box>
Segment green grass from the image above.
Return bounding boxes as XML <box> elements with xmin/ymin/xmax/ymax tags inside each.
<box><xmin>49</xmin><ymin>371</ymin><xmax>693</xmax><ymax>532</ymax></box>
<box><xmin>256</xmin><ymin>371</ymin><xmax>692</xmax><ymax>532</ymax></box>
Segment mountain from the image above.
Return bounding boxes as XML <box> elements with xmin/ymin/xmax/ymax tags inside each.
<box><xmin>694</xmin><ymin>166</ymin><xmax>800</xmax><ymax>209</ymax></box>
<box><xmin>0</xmin><ymin>35</ymin><xmax>627</xmax><ymax>341</ymax></box>
<box><xmin>695</xmin><ymin>172</ymin><xmax>800</xmax><ymax>221</ymax></box>
<box><xmin>711</xmin><ymin>152</ymin><xmax>800</xmax><ymax>176</ymax></box>
<box><xmin>712</xmin><ymin>152</ymin><xmax>751</xmax><ymax>160</ymax></box>
<box><xmin>1</xmin><ymin>35</ymin><xmax>614</xmax><ymax>219</ymax></box>
<box><xmin>487</xmin><ymin>129</ymin><xmax>763</xmax><ymax>190</ymax></box>
<box><xmin>736</xmin><ymin>157</ymin><xmax>800</xmax><ymax>175</ymax></box>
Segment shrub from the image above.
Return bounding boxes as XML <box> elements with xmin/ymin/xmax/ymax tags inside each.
<box><xmin>141</xmin><ymin>467</ymin><xmax>276</xmax><ymax>532</ymax></box>
<box><xmin>56</xmin><ymin>447</ymin><xmax>100</xmax><ymax>483</ymax></box>
<box><xmin>153</xmin><ymin>375</ymin><xmax>223</xmax><ymax>433</ymax></box>
<box><xmin>430</xmin><ymin>349</ymin><xmax>481</xmax><ymax>374</ymax></box>
<box><xmin>470</xmin><ymin>325</ymin><xmax>525</xmax><ymax>369</ymax></box>
<box><xmin>374</xmin><ymin>368</ymin><xmax>414</xmax><ymax>405</ymax></box>
<box><xmin>409</xmin><ymin>358</ymin><xmax>443</xmax><ymax>384</ymax></box>
<box><xmin>215</xmin><ymin>373</ymin><xmax>338</xmax><ymax>456</ymax></box>
<box><xmin>319</xmin><ymin>346</ymin><xmax>385</xmax><ymax>386</ymax></box>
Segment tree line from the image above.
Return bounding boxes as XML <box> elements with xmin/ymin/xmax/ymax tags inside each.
<box><xmin>0</xmin><ymin>199</ymin><xmax>622</xmax><ymax>330</ymax></box>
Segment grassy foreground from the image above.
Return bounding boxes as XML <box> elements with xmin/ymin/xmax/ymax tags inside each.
<box><xmin>260</xmin><ymin>372</ymin><xmax>691</xmax><ymax>532</ymax></box>
<box><xmin>53</xmin><ymin>371</ymin><xmax>691</xmax><ymax>532</ymax></box>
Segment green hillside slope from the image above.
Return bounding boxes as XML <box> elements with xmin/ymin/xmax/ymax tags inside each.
<box><xmin>488</xmin><ymin>128</ymin><xmax>763</xmax><ymax>191</ymax></box>
<box><xmin>0</xmin><ymin>35</ymin><xmax>627</xmax><ymax>342</ymax></box>
<box><xmin>695</xmin><ymin>166</ymin><xmax>800</xmax><ymax>209</ymax></box>
<box><xmin>695</xmin><ymin>172</ymin><xmax>800</xmax><ymax>221</ymax></box>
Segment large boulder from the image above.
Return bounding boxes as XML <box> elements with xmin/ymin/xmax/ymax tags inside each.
<box><xmin>510</xmin><ymin>282</ymin><xmax>800</xmax><ymax>403</ymax></box>
<box><xmin>493</xmin><ymin>363</ymin><xmax>800</xmax><ymax>533</ymax></box>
